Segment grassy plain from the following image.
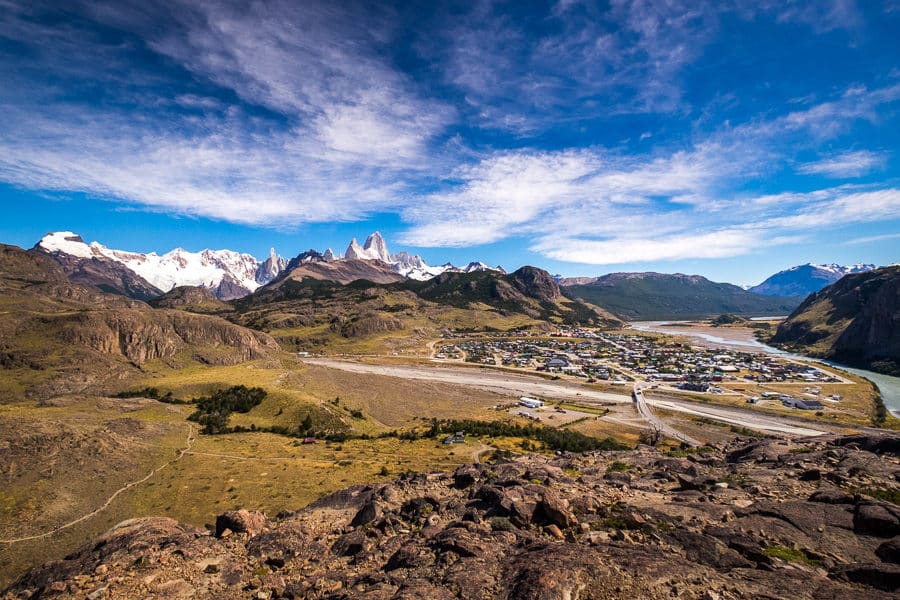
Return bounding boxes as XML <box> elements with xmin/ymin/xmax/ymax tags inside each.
<box><xmin>0</xmin><ymin>355</ymin><xmax>555</xmax><ymax>586</ymax></box>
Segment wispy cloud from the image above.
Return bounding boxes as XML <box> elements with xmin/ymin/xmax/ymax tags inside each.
<box><xmin>845</xmin><ymin>231</ymin><xmax>900</xmax><ymax>245</ymax></box>
<box><xmin>798</xmin><ymin>150</ymin><xmax>887</xmax><ymax>177</ymax></box>
<box><xmin>0</xmin><ymin>1</ymin><xmax>449</xmax><ymax>225</ymax></box>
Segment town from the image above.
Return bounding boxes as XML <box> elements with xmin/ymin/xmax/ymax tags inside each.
<box><xmin>436</xmin><ymin>329</ymin><xmax>846</xmax><ymax>412</ymax></box>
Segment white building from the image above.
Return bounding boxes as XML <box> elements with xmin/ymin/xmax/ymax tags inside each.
<box><xmin>518</xmin><ymin>397</ymin><xmax>544</xmax><ymax>409</ymax></box>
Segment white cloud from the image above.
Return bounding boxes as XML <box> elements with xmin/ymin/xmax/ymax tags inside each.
<box><xmin>845</xmin><ymin>231</ymin><xmax>900</xmax><ymax>245</ymax></box>
<box><xmin>798</xmin><ymin>150</ymin><xmax>887</xmax><ymax>177</ymax></box>
<box><xmin>0</xmin><ymin>1</ymin><xmax>449</xmax><ymax>224</ymax></box>
<box><xmin>1</xmin><ymin>1</ymin><xmax>899</xmax><ymax>270</ymax></box>
<box><xmin>400</xmin><ymin>151</ymin><xmax>601</xmax><ymax>246</ymax></box>
<box><xmin>533</xmin><ymin>229</ymin><xmax>764</xmax><ymax>264</ymax></box>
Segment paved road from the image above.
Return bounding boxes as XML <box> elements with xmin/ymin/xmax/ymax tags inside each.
<box><xmin>304</xmin><ymin>358</ymin><xmax>830</xmax><ymax>438</ymax></box>
<box><xmin>633</xmin><ymin>386</ymin><xmax>701</xmax><ymax>446</ymax></box>
<box><xmin>643</xmin><ymin>395</ymin><xmax>828</xmax><ymax>438</ymax></box>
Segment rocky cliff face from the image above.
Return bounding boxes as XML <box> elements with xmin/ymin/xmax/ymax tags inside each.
<box><xmin>55</xmin><ymin>308</ymin><xmax>277</xmax><ymax>367</ymax></box>
<box><xmin>508</xmin><ymin>266</ymin><xmax>561</xmax><ymax>303</ymax></box>
<box><xmin>5</xmin><ymin>434</ymin><xmax>900</xmax><ymax>599</ymax></box>
<box><xmin>771</xmin><ymin>266</ymin><xmax>900</xmax><ymax>375</ymax></box>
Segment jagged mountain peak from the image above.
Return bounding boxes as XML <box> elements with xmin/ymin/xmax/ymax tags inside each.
<box><xmin>336</xmin><ymin>232</ymin><xmax>503</xmax><ymax>281</ymax></box>
<box><xmin>363</xmin><ymin>231</ymin><xmax>390</xmax><ymax>262</ymax></box>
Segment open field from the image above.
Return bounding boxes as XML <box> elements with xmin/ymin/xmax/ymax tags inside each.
<box><xmin>0</xmin><ymin>355</ymin><xmax>599</xmax><ymax>586</ymax></box>
<box><xmin>304</xmin><ymin>358</ymin><xmax>843</xmax><ymax>438</ymax></box>
<box><xmin>0</xmin><ymin>388</ymin><xmax>499</xmax><ymax>587</ymax></box>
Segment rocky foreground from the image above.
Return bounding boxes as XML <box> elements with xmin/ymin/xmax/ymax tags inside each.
<box><xmin>5</xmin><ymin>434</ymin><xmax>900</xmax><ymax>599</ymax></box>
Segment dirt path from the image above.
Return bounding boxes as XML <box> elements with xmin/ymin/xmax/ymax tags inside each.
<box><xmin>0</xmin><ymin>424</ymin><xmax>196</xmax><ymax>545</ymax></box>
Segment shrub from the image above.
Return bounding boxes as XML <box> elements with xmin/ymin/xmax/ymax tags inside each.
<box><xmin>188</xmin><ymin>386</ymin><xmax>267</xmax><ymax>434</ymax></box>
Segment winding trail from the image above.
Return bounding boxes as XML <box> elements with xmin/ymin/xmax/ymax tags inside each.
<box><xmin>0</xmin><ymin>424</ymin><xmax>195</xmax><ymax>545</ymax></box>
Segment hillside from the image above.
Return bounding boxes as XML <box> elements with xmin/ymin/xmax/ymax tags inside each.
<box><xmin>148</xmin><ymin>285</ymin><xmax>231</xmax><ymax>314</ymax></box>
<box><xmin>0</xmin><ymin>244</ymin><xmax>278</xmax><ymax>400</ymax></box>
<box><xmin>5</xmin><ymin>433</ymin><xmax>900</xmax><ymax>598</ymax></box>
<box><xmin>770</xmin><ymin>266</ymin><xmax>900</xmax><ymax>375</ymax></box>
<box><xmin>562</xmin><ymin>272</ymin><xmax>801</xmax><ymax>320</ymax></box>
<box><xmin>750</xmin><ymin>263</ymin><xmax>876</xmax><ymax>297</ymax></box>
<box><xmin>229</xmin><ymin>267</ymin><xmax>618</xmax><ymax>353</ymax></box>
<box><xmin>273</xmin><ymin>257</ymin><xmax>406</xmax><ymax>286</ymax></box>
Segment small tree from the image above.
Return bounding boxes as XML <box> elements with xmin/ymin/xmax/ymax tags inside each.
<box><xmin>301</xmin><ymin>414</ymin><xmax>313</xmax><ymax>432</ymax></box>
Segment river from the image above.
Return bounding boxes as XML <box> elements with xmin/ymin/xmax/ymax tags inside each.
<box><xmin>630</xmin><ymin>321</ymin><xmax>900</xmax><ymax>416</ymax></box>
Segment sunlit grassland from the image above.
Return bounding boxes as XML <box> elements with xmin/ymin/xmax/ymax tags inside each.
<box><xmin>0</xmin><ymin>398</ymin><xmax>190</xmax><ymax>587</ymax></box>
<box><xmin>129</xmin><ymin>433</ymin><xmax>477</xmax><ymax>527</ymax></box>
<box><xmin>132</xmin><ymin>358</ymin><xmax>506</xmax><ymax>431</ymax></box>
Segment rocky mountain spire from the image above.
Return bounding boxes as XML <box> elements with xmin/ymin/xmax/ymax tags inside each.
<box><xmin>363</xmin><ymin>231</ymin><xmax>391</xmax><ymax>263</ymax></box>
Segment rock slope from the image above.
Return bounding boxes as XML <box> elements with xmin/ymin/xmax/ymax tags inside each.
<box><xmin>771</xmin><ymin>265</ymin><xmax>900</xmax><ymax>375</ymax></box>
<box><xmin>5</xmin><ymin>434</ymin><xmax>900</xmax><ymax>599</ymax></box>
<box><xmin>0</xmin><ymin>244</ymin><xmax>278</xmax><ymax>399</ymax></box>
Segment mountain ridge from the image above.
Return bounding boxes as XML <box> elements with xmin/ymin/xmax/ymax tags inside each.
<box><xmin>770</xmin><ymin>265</ymin><xmax>900</xmax><ymax>375</ymax></box>
<box><xmin>33</xmin><ymin>232</ymin><xmax>287</xmax><ymax>300</ymax></box>
<box><xmin>562</xmin><ymin>271</ymin><xmax>801</xmax><ymax>320</ymax></box>
<box><xmin>750</xmin><ymin>263</ymin><xmax>876</xmax><ymax>297</ymax></box>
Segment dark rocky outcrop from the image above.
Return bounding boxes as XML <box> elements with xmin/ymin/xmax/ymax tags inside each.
<box><xmin>5</xmin><ymin>433</ymin><xmax>900</xmax><ymax>599</ymax></box>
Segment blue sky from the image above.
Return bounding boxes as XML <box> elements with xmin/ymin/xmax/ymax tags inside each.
<box><xmin>1</xmin><ymin>0</ymin><xmax>899</xmax><ymax>285</ymax></box>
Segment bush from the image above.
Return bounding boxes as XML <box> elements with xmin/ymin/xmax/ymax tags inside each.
<box><xmin>606</xmin><ymin>461</ymin><xmax>632</xmax><ymax>473</ymax></box>
<box><xmin>115</xmin><ymin>387</ymin><xmax>183</xmax><ymax>403</ymax></box>
<box><xmin>763</xmin><ymin>545</ymin><xmax>821</xmax><ymax>565</ymax></box>
<box><xmin>188</xmin><ymin>385</ymin><xmax>267</xmax><ymax>434</ymax></box>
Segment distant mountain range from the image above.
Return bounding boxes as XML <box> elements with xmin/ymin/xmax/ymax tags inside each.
<box><xmin>33</xmin><ymin>232</ymin><xmax>286</xmax><ymax>300</ymax></box>
<box><xmin>23</xmin><ymin>232</ymin><xmax>889</xmax><ymax>323</ymax></box>
<box><xmin>559</xmin><ymin>272</ymin><xmax>801</xmax><ymax>320</ymax></box>
<box><xmin>770</xmin><ymin>265</ymin><xmax>900</xmax><ymax>375</ymax></box>
<box><xmin>749</xmin><ymin>263</ymin><xmax>876</xmax><ymax>297</ymax></box>
<box><xmin>31</xmin><ymin>231</ymin><xmax>503</xmax><ymax>300</ymax></box>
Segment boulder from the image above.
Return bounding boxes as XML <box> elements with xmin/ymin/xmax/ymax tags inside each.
<box><xmin>215</xmin><ymin>510</ymin><xmax>267</xmax><ymax>537</ymax></box>
<box><xmin>535</xmin><ymin>490</ymin><xmax>577</xmax><ymax>529</ymax></box>
<box><xmin>351</xmin><ymin>500</ymin><xmax>382</xmax><ymax>527</ymax></box>
<box><xmin>855</xmin><ymin>503</ymin><xmax>900</xmax><ymax>537</ymax></box>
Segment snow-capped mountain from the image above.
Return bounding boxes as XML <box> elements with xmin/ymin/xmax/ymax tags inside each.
<box><xmin>35</xmin><ymin>232</ymin><xmax>286</xmax><ymax>300</ymax></box>
<box><xmin>749</xmin><ymin>263</ymin><xmax>877</xmax><ymax>297</ymax></box>
<box><xmin>340</xmin><ymin>232</ymin><xmax>503</xmax><ymax>281</ymax></box>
